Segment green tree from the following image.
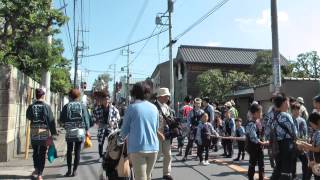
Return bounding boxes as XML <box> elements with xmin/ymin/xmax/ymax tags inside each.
<box><xmin>0</xmin><ymin>0</ymin><xmax>71</xmax><ymax>94</ymax></box>
<box><xmin>197</xmin><ymin>69</ymin><xmax>251</xmax><ymax>102</ymax></box>
<box><xmin>293</xmin><ymin>51</ymin><xmax>320</xmax><ymax>78</ymax></box>
<box><xmin>251</xmin><ymin>51</ymin><xmax>293</xmax><ymax>86</ymax></box>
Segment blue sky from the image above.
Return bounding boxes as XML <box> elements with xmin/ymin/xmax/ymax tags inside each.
<box><xmin>54</xmin><ymin>0</ymin><xmax>320</xmax><ymax>92</ymax></box>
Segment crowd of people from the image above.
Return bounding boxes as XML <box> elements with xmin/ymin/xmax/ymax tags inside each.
<box><xmin>25</xmin><ymin>83</ymin><xmax>320</xmax><ymax>180</ymax></box>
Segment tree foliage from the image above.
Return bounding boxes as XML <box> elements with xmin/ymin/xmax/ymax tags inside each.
<box><xmin>292</xmin><ymin>51</ymin><xmax>320</xmax><ymax>78</ymax></box>
<box><xmin>197</xmin><ymin>69</ymin><xmax>251</xmax><ymax>103</ymax></box>
<box><xmin>251</xmin><ymin>51</ymin><xmax>293</xmax><ymax>86</ymax></box>
<box><xmin>0</xmin><ymin>0</ymin><xmax>71</xmax><ymax>93</ymax></box>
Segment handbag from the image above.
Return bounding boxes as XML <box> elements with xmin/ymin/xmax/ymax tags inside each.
<box><xmin>47</xmin><ymin>143</ymin><xmax>57</xmax><ymax>163</ymax></box>
<box><xmin>116</xmin><ymin>143</ymin><xmax>131</xmax><ymax>177</ymax></box>
<box><xmin>84</xmin><ymin>135</ymin><xmax>92</xmax><ymax>149</ymax></box>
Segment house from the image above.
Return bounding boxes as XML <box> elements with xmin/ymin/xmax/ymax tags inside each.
<box><xmin>231</xmin><ymin>77</ymin><xmax>320</xmax><ymax>120</ymax></box>
<box><xmin>117</xmin><ymin>76</ymin><xmax>146</xmax><ymax>103</ymax></box>
<box><xmin>150</xmin><ymin>60</ymin><xmax>170</xmax><ymax>93</ymax></box>
<box><xmin>174</xmin><ymin>45</ymin><xmax>288</xmax><ymax>104</ymax></box>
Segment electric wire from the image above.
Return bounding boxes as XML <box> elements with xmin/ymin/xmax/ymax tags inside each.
<box><xmin>83</xmin><ymin>29</ymin><xmax>168</xmax><ymax>58</ymax></box>
<box><xmin>128</xmin><ymin>25</ymin><xmax>159</xmax><ymax>66</ymax></box>
<box><xmin>125</xmin><ymin>0</ymin><xmax>150</xmax><ymax>43</ymax></box>
<box><xmin>174</xmin><ymin>0</ymin><xmax>230</xmax><ymax>41</ymax></box>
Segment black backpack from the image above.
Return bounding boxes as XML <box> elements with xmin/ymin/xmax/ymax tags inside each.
<box><xmin>201</xmin><ymin>124</ymin><xmax>211</xmax><ymax>146</ymax></box>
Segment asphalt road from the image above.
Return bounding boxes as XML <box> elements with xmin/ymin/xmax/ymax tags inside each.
<box><xmin>38</xmin><ymin>127</ymin><xmax>302</xmax><ymax>180</ymax></box>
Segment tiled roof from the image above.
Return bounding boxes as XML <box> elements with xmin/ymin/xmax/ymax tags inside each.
<box><xmin>177</xmin><ymin>45</ymin><xmax>288</xmax><ymax>66</ymax></box>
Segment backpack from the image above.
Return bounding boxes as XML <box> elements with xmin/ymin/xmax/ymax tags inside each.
<box><xmin>201</xmin><ymin>123</ymin><xmax>211</xmax><ymax>146</ymax></box>
<box><xmin>106</xmin><ymin>130</ymin><xmax>122</xmax><ymax>160</ymax></box>
<box><xmin>103</xmin><ymin>130</ymin><xmax>123</xmax><ymax>170</ymax></box>
<box><xmin>67</xmin><ymin>102</ymin><xmax>83</xmax><ymax>122</ymax></box>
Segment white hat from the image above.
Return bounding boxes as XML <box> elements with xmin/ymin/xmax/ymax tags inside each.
<box><xmin>296</xmin><ymin>97</ymin><xmax>304</xmax><ymax>104</ymax></box>
<box><xmin>230</xmin><ymin>99</ymin><xmax>235</xmax><ymax>106</ymax></box>
<box><xmin>252</xmin><ymin>101</ymin><xmax>259</xmax><ymax>105</ymax></box>
<box><xmin>194</xmin><ymin>98</ymin><xmax>202</xmax><ymax>104</ymax></box>
<box><xmin>225</xmin><ymin>101</ymin><xmax>232</xmax><ymax>107</ymax></box>
<box><xmin>157</xmin><ymin>88</ymin><xmax>171</xmax><ymax>97</ymax></box>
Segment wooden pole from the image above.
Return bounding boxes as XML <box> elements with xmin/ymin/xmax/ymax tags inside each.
<box><xmin>24</xmin><ymin>121</ymin><xmax>31</xmax><ymax>160</ymax></box>
<box><xmin>24</xmin><ymin>87</ymin><xmax>33</xmax><ymax>159</ymax></box>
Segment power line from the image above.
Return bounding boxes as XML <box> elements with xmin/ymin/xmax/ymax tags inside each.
<box><xmin>174</xmin><ymin>0</ymin><xmax>230</xmax><ymax>41</ymax></box>
<box><xmin>129</xmin><ymin>25</ymin><xmax>159</xmax><ymax>66</ymax></box>
<box><xmin>82</xmin><ymin>68</ymin><xmax>149</xmax><ymax>76</ymax></box>
<box><xmin>83</xmin><ymin>29</ymin><xmax>168</xmax><ymax>58</ymax></box>
<box><xmin>60</xmin><ymin>0</ymin><xmax>74</xmax><ymax>55</ymax></box>
<box><xmin>126</xmin><ymin>0</ymin><xmax>149</xmax><ymax>43</ymax></box>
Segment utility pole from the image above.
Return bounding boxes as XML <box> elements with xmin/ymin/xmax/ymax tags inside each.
<box><xmin>126</xmin><ymin>46</ymin><xmax>130</xmax><ymax>105</ymax></box>
<box><xmin>74</xmin><ymin>29</ymin><xmax>80</xmax><ymax>88</ymax></box>
<box><xmin>109</xmin><ymin>64</ymin><xmax>116</xmax><ymax>102</ymax></box>
<box><xmin>41</xmin><ymin>0</ymin><xmax>52</xmax><ymax>104</ymax></box>
<box><xmin>121</xmin><ymin>46</ymin><xmax>134</xmax><ymax>105</ymax></box>
<box><xmin>271</xmin><ymin>0</ymin><xmax>281</xmax><ymax>93</ymax></box>
<box><xmin>168</xmin><ymin>0</ymin><xmax>174</xmax><ymax>107</ymax></box>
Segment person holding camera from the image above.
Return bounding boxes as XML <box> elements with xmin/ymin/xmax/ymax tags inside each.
<box><xmin>154</xmin><ymin>88</ymin><xmax>175</xmax><ymax>180</ymax></box>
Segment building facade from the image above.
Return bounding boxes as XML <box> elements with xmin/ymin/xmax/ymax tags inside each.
<box><xmin>173</xmin><ymin>45</ymin><xmax>288</xmax><ymax>104</ymax></box>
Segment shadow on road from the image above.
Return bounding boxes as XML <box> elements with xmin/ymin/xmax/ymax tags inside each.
<box><xmin>211</xmin><ymin>171</ymin><xmax>243</xmax><ymax>177</ymax></box>
<box><xmin>0</xmin><ymin>175</ymin><xmax>32</xmax><ymax>179</ymax></box>
<box><xmin>42</xmin><ymin>174</ymin><xmax>65</xmax><ymax>179</ymax></box>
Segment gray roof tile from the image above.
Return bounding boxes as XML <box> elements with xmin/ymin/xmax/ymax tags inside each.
<box><xmin>178</xmin><ymin>45</ymin><xmax>288</xmax><ymax>66</ymax></box>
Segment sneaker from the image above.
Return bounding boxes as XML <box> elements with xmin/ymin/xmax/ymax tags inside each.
<box><xmin>37</xmin><ymin>175</ymin><xmax>43</xmax><ymax>180</ymax></box>
<box><xmin>233</xmin><ymin>158</ymin><xmax>240</xmax><ymax>161</ymax></box>
<box><xmin>199</xmin><ymin>161</ymin><xmax>204</xmax><ymax>165</ymax></box>
<box><xmin>163</xmin><ymin>175</ymin><xmax>174</xmax><ymax>180</ymax></box>
<box><xmin>203</xmin><ymin>161</ymin><xmax>210</xmax><ymax>166</ymax></box>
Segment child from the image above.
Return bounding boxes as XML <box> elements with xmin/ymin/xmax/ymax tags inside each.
<box><xmin>223</xmin><ymin>109</ymin><xmax>235</xmax><ymax>158</ymax></box>
<box><xmin>291</xmin><ymin>102</ymin><xmax>309</xmax><ymax>180</ymax></box>
<box><xmin>196</xmin><ymin>113</ymin><xmax>218</xmax><ymax>166</ymax></box>
<box><xmin>298</xmin><ymin>112</ymin><xmax>320</xmax><ymax>180</ymax></box>
<box><xmin>234</xmin><ymin>118</ymin><xmax>245</xmax><ymax>161</ymax></box>
<box><xmin>212</xmin><ymin>111</ymin><xmax>223</xmax><ymax>152</ymax></box>
<box><xmin>246</xmin><ymin>104</ymin><xmax>267</xmax><ymax>180</ymax></box>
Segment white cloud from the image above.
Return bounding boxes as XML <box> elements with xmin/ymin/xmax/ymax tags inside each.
<box><xmin>256</xmin><ymin>9</ymin><xmax>289</xmax><ymax>27</ymax></box>
<box><xmin>207</xmin><ymin>42</ymin><xmax>221</xmax><ymax>47</ymax></box>
<box><xmin>235</xmin><ymin>9</ymin><xmax>289</xmax><ymax>29</ymax></box>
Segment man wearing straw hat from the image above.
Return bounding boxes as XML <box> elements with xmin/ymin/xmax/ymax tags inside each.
<box><xmin>154</xmin><ymin>88</ymin><xmax>174</xmax><ymax>180</ymax></box>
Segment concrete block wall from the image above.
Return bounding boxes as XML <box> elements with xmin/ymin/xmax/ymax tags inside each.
<box><xmin>0</xmin><ymin>65</ymin><xmax>64</xmax><ymax>162</ymax></box>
